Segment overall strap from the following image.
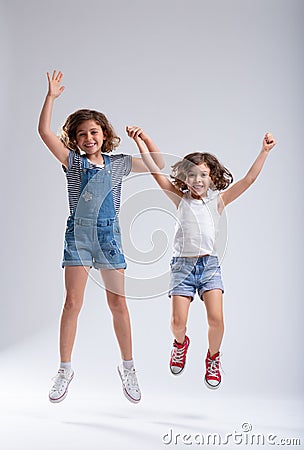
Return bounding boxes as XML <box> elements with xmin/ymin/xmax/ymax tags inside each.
<box><xmin>81</xmin><ymin>155</ymin><xmax>90</xmax><ymax>169</ymax></box>
<box><xmin>103</xmin><ymin>154</ymin><xmax>111</xmax><ymax>171</ymax></box>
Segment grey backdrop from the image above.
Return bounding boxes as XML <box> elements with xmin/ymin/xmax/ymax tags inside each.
<box><xmin>1</xmin><ymin>0</ymin><xmax>303</xmax><ymax>401</ymax></box>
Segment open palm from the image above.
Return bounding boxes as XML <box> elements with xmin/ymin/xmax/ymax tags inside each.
<box><xmin>47</xmin><ymin>70</ymin><xmax>65</xmax><ymax>98</ymax></box>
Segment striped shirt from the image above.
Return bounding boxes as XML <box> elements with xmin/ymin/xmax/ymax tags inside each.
<box><xmin>63</xmin><ymin>150</ymin><xmax>132</xmax><ymax>216</ymax></box>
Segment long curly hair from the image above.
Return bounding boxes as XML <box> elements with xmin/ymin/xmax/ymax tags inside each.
<box><xmin>60</xmin><ymin>109</ymin><xmax>120</xmax><ymax>154</ymax></box>
<box><xmin>171</xmin><ymin>152</ymin><xmax>233</xmax><ymax>191</ymax></box>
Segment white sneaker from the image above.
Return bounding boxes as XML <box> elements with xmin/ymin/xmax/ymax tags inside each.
<box><xmin>49</xmin><ymin>368</ymin><xmax>74</xmax><ymax>403</ymax></box>
<box><xmin>117</xmin><ymin>364</ymin><xmax>141</xmax><ymax>404</ymax></box>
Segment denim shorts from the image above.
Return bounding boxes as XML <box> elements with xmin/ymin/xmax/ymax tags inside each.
<box><xmin>168</xmin><ymin>255</ymin><xmax>224</xmax><ymax>300</ymax></box>
<box><xmin>62</xmin><ymin>216</ymin><xmax>127</xmax><ymax>270</ymax></box>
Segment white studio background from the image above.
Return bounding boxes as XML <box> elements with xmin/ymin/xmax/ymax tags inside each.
<box><xmin>0</xmin><ymin>0</ymin><xmax>303</xmax><ymax>448</ymax></box>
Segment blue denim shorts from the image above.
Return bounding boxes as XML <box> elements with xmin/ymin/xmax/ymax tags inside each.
<box><xmin>62</xmin><ymin>216</ymin><xmax>127</xmax><ymax>270</ymax></box>
<box><xmin>168</xmin><ymin>255</ymin><xmax>224</xmax><ymax>300</ymax></box>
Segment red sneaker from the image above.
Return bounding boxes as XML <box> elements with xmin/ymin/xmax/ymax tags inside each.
<box><xmin>204</xmin><ymin>349</ymin><xmax>221</xmax><ymax>389</ymax></box>
<box><xmin>170</xmin><ymin>335</ymin><xmax>190</xmax><ymax>375</ymax></box>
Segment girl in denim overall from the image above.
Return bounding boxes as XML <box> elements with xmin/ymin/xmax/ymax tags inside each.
<box><xmin>127</xmin><ymin>125</ymin><xmax>276</xmax><ymax>390</ymax></box>
<box><xmin>38</xmin><ymin>70</ymin><xmax>164</xmax><ymax>404</ymax></box>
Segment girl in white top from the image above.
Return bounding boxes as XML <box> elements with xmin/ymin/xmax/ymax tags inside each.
<box><xmin>127</xmin><ymin>126</ymin><xmax>276</xmax><ymax>389</ymax></box>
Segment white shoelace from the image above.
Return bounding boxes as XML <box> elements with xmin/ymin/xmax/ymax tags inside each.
<box><xmin>207</xmin><ymin>357</ymin><xmax>220</xmax><ymax>376</ymax></box>
<box><xmin>122</xmin><ymin>368</ymin><xmax>140</xmax><ymax>391</ymax></box>
<box><xmin>172</xmin><ymin>346</ymin><xmax>186</xmax><ymax>364</ymax></box>
<box><xmin>206</xmin><ymin>355</ymin><xmax>225</xmax><ymax>376</ymax></box>
<box><xmin>51</xmin><ymin>370</ymin><xmax>71</xmax><ymax>392</ymax></box>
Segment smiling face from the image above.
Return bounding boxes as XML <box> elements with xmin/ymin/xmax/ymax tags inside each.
<box><xmin>185</xmin><ymin>162</ymin><xmax>211</xmax><ymax>198</ymax></box>
<box><xmin>75</xmin><ymin>120</ymin><xmax>106</xmax><ymax>155</ymax></box>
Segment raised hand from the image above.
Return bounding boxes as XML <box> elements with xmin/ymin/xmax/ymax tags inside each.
<box><xmin>47</xmin><ymin>70</ymin><xmax>65</xmax><ymax>99</ymax></box>
<box><xmin>38</xmin><ymin>70</ymin><xmax>69</xmax><ymax>167</ymax></box>
<box><xmin>262</xmin><ymin>132</ymin><xmax>276</xmax><ymax>152</ymax></box>
<box><xmin>126</xmin><ymin>126</ymin><xmax>149</xmax><ymax>142</ymax></box>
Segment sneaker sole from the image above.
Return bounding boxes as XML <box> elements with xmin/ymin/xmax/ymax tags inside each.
<box><xmin>204</xmin><ymin>376</ymin><xmax>221</xmax><ymax>390</ymax></box>
<box><xmin>117</xmin><ymin>366</ymin><xmax>141</xmax><ymax>404</ymax></box>
<box><xmin>49</xmin><ymin>372</ymin><xmax>74</xmax><ymax>403</ymax></box>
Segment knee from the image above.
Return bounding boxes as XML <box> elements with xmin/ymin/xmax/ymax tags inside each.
<box><xmin>63</xmin><ymin>292</ymin><xmax>83</xmax><ymax>315</ymax></box>
<box><xmin>208</xmin><ymin>314</ymin><xmax>224</xmax><ymax>330</ymax></box>
<box><xmin>171</xmin><ymin>314</ymin><xmax>186</xmax><ymax>332</ymax></box>
<box><xmin>107</xmin><ymin>295</ymin><xmax>128</xmax><ymax>316</ymax></box>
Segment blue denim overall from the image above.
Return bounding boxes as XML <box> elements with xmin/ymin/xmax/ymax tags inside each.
<box><xmin>62</xmin><ymin>154</ymin><xmax>126</xmax><ymax>270</ymax></box>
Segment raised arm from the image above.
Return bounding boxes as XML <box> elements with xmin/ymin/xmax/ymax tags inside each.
<box><xmin>127</xmin><ymin>126</ymin><xmax>165</xmax><ymax>173</ymax></box>
<box><xmin>126</xmin><ymin>126</ymin><xmax>182</xmax><ymax>207</ymax></box>
<box><xmin>220</xmin><ymin>132</ymin><xmax>276</xmax><ymax>209</ymax></box>
<box><xmin>38</xmin><ymin>70</ymin><xmax>69</xmax><ymax>168</ymax></box>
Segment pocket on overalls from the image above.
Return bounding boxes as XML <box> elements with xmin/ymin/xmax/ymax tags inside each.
<box><xmin>83</xmin><ymin>169</ymin><xmax>106</xmax><ymax>183</ymax></box>
<box><xmin>65</xmin><ymin>216</ymin><xmax>75</xmax><ymax>239</ymax></box>
<box><xmin>113</xmin><ymin>222</ymin><xmax>123</xmax><ymax>251</ymax></box>
<box><xmin>97</xmin><ymin>223</ymin><xmax>121</xmax><ymax>258</ymax></box>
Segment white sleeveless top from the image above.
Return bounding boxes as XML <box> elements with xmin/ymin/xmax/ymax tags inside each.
<box><xmin>173</xmin><ymin>190</ymin><xmax>221</xmax><ymax>257</ymax></box>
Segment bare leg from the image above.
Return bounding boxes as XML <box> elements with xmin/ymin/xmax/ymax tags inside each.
<box><xmin>100</xmin><ymin>268</ymin><xmax>132</xmax><ymax>361</ymax></box>
<box><xmin>60</xmin><ymin>266</ymin><xmax>90</xmax><ymax>362</ymax></box>
<box><xmin>203</xmin><ymin>289</ymin><xmax>224</xmax><ymax>356</ymax></box>
<box><xmin>171</xmin><ymin>295</ymin><xmax>192</xmax><ymax>343</ymax></box>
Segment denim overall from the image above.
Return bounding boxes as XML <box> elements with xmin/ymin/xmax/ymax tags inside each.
<box><xmin>62</xmin><ymin>154</ymin><xmax>126</xmax><ymax>270</ymax></box>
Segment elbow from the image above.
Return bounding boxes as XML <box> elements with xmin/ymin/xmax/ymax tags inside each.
<box><xmin>38</xmin><ymin>127</ymin><xmax>52</xmax><ymax>143</ymax></box>
<box><xmin>37</xmin><ymin>125</ymin><xmax>46</xmax><ymax>138</ymax></box>
<box><xmin>37</xmin><ymin>120</ymin><xmax>52</xmax><ymax>139</ymax></box>
<box><xmin>158</xmin><ymin>156</ymin><xmax>165</xmax><ymax>170</ymax></box>
<box><xmin>245</xmin><ymin>175</ymin><xmax>256</xmax><ymax>186</ymax></box>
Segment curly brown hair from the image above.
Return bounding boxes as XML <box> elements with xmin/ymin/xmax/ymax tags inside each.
<box><xmin>60</xmin><ymin>109</ymin><xmax>120</xmax><ymax>154</ymax></box>
<box><xmin>171</xmin><ymin>152</ymin><xmax>233</xmax><ymax>191</ymax></box>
